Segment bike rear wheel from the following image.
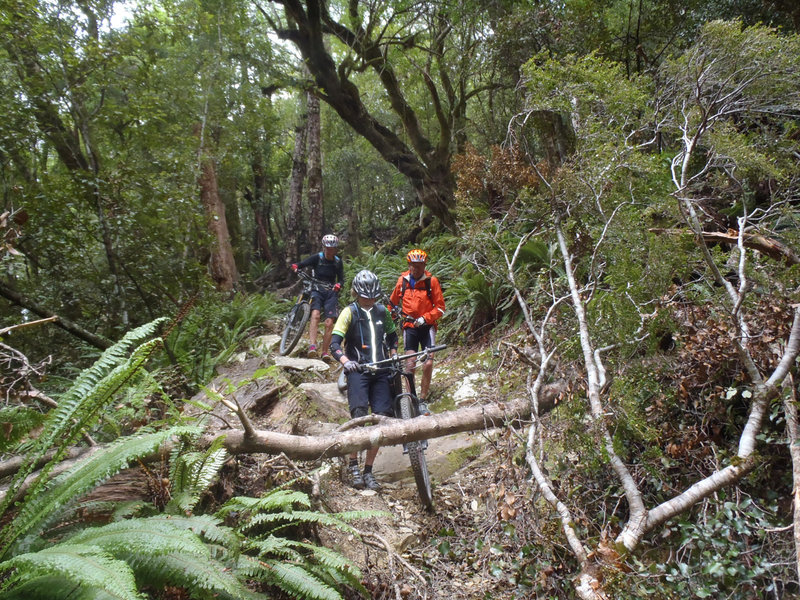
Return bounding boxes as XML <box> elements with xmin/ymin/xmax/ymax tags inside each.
<box><xmin>279</xmin><ymin>302</ymin><xmax>311</xmax><ymax>356</ymax></box>
<box><xmin>398</xmin><ymin>377</ymin><xmax>433</xmax><ymax>511</ymax></box>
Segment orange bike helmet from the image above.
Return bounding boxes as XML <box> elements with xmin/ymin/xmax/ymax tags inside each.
<box><xmin>406</xmin><ymin>249</ymin><xmax>428</xmax><ymax>263</ymax></box>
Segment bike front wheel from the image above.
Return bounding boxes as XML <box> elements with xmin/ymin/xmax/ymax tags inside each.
<box><xmin>398</xmin><ymin>389</ymin><xmax>433</xmax><ymax>512</ymax></box>
<box><xmin>279</xmin><ymin>302</ymin><xmax>311</xmax><ymax>356</ymax></box>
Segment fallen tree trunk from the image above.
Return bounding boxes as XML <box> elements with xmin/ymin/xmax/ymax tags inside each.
<box><xmin>0</xmin><ymin>382</ymin><xmax>565</xmax><ymax>501</ymax></box>
<box><xmin>204</xmin><ymin>393</ymin><xmax>548</xmax><ymax>460</ymax></box>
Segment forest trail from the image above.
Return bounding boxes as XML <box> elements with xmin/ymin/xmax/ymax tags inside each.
<box><xmin>194</xmin><ymin>331</ymin><xmax>497</xmax><ymax>581</ymax></box>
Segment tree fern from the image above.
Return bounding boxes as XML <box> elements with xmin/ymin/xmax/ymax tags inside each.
<box><xmin>0</xmin><ymin>543</ymin><xmax>144</xmax><ymax>600</ymax></box>
<box><xmin>0</xmin><ymin>318</ymin><xmax>168</xmax><ymax>527</ymax></box>
<box><xmin>4</xmin><ymin>426</ymin><xmax>199</xmax><ymax>557</ymax></box>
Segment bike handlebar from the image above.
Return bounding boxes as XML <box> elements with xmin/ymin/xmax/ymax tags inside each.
<box><xmin>360</xmin><ymin>344</ymin><xmax>447</xmax><ymax>373</ymax></box>
<box><xmin>296</xmin><ymin>269</ymin><xmax>335</xmax><ymax>291</ymax></box>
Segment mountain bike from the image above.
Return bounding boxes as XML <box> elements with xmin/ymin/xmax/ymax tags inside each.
<box><xmin>360</xmin><ymin>344</ymin><xmax>447</xmax><ymax>512</ymax></box>
<box><xmin>279</xmin><ymin>270</ymin><xmax>334</xmax><ymax>356</ymax></box>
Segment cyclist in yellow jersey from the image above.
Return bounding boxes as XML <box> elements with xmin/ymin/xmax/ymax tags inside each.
<box><xmin>330</xmin><ymin>270</ymin><xmax>398</xmax><ymax>490</ymax></box>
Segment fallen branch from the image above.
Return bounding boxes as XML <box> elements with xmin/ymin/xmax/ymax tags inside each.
<box><xmin>649</xmin><ymin>227</ymin><xmax>800</xmax><ymax>265</ymax></box>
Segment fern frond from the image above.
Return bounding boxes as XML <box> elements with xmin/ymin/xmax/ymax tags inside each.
<box><xmin>167</xmin><ymin>436</ymin><xmax>228</xmax><ymax>514</ymax></box>
<box><xmin>139</xmin><ymin>514</ymin><xmax>239</xmax><ymax>550</ymax></box>
<box><xmin>243</xmin><ymin>535</ymin><xmax>296</xmax><ymax>557</ymax></box>
<box><xmin>241</xmin><ymin>510</ymin><xmax>371</xmax><ymax>536</ymax></box>
<box><xmin>0</xmin><ymin>543</ymin><xmax>144</xmax><ymax>600</ymax></box>
<box><xmin>243</xmin><ymin>558</ymin><xmax>343</xmax><ymax>600</ymax></box>
<box><xmin>243</xmin><ymin>538</ymin><xmax>364</xmax><ymax>596</ymax></box>
<box><xmin>64</xmin><ymin>518</ymin><xmax>212</xmax><ymax>559</ymax></box>
<box><xmin>7</xmin><ymin>426</ymin><xmax>199</xmax><ymax>556</ymax></box>
<box><xmin>0</xmin><ymin>407</ymin><xmax>45</xmax><ymax>453</ymax></box>
<box><xmin>0</xmin><ymin>319</ymin><xmax>167</xmax><ymax>529</ymax></box>
<box><xmin>293</xmin><ymin>542</ymin><xmax>363</xmax><ymax>584</ymax></box>
<box><xmin>132</xmin><ymin>551</ymin><xmax>256</xmax><ymax>600</ymax></box>
<box><xmin>216</xmin><ymin>489</ymin><xmax>311</xmax><ymax>518</ymax></box>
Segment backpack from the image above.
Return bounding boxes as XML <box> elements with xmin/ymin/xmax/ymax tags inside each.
<box><xmin>400</xmin><ymin>276</ymin><xmax>432</xmax><ymax>301</ymax></box>
<box><xmin>318</xmin><ymin>252</ymin><xmax>341</xmax><ymax>264</ymax></box>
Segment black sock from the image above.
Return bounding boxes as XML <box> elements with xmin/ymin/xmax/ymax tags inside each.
<box><xmin>349</xmin><ymin>458</ymin><xmax>358</xmax><ymax>467</ymax></box>
<box><xmin>363</xmin><ymin>465</ymin><xmax>373</xmax><ymax>474</ymax></box>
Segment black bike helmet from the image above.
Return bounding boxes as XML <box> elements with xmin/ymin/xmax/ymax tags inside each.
<box><xmin>352</xmin><ymin>269</ymin><xmax>382</xmax><ymax>299</ymax></box>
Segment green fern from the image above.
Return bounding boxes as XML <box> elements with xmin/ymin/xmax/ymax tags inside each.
<box><xmin>216</xmin><ymin>489</ymin><xmax>312</xmax><ymax>516</ymax></box>
<box><xmin>241</xmin><ymin>510</ymin><xmax>364</xmax><ymax>536</ymax></box>
<box><xmin>131</xmin><ymin>550</ymin><xmax>256</xmax><ymax>599</ymax></box>
<box><xmin>0</xmin><ymin>543</ymin><xmax>144</xmax><ymax>600</ymax></box>
<box><xmin>237</xmin><ymin>555</ymin><xmax>343</xmax><ymax>600</ymax></box>
<box><xmin>167</xmin><ymin>435</ymin><xmax>229</xmax><ymax>514</ymax></box>
<box><xmin>139</xmin><ymin>514</ymin><xmax>239</xmax><ymax>549</ymax></box>
<box><xmin>64</xmin><ymin>518</ymin><xmax>214</xmax><ymax>558</ymax></box>
<box><xmin>0</xmin><ymin>318</ymin><xmax>168</xmax><ymax>531</ymax></box>
<box><xmin>6</xmin><ymin>426</ymin><xmax>200</xmax><ymax>556</ymax></box>
<box><xmin>218</xmin><ymin>488</ymin><xmax>378</xmax><ymax>600</ymax></box>
<box><xmin>0</xmin><ymin>407</ymin><xmax>45</xmax><ymax>453</ymax></box>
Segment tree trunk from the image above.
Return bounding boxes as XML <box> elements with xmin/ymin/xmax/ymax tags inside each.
<box><xmin>532</xmin><ymin>110</ymin><xmax>576</xmax><ymax>169</ymax></box>
<box><xmin>273</xmin><ymin>0</ymin><xmax>458</xmax><ymax>232</ymax></box>
<box><xmin>344</xmin><ymin>176</ymin><xmax>360</xmax><ymax>257</ymax></box>
<box><xmin>285</xmin><ymin>113</ymin><xmax>308</xmax><ymax>264</ymax></box>
<box><xmin>247</xmin><ymin>152</ymin><xmax>272</xmax><ymax>263</ymax></box>
<box><xmin>783</xmin><ymin>382</ymin><xmax>800</xmax><ymax>584</ymax></box>
<box><xmin>306</xmin><ymin>91</ymin><xmax>324</xmax><ymax>244</ymax></box>
<box><xmin>199</xmin><ymin>152</ymin><xmax>239</xmax><ymax>291</ymax></box>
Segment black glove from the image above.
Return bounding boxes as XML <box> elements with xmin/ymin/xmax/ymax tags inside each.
<box><xmin>343</xmin><ymin>360</ymin><xmax>361</xmax><ymax>374</ymax></box>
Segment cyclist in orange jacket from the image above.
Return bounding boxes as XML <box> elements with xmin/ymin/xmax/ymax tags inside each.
<box><xmin>388</xmin><ymin>249</ymin><xmax>445</xmax><ymax>415</ymax></box>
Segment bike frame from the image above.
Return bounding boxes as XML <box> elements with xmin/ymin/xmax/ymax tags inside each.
<box><xmin>357</xmin><ymin>344</ymin><xmax>446</xmax><ymax>512</ymax></box>
<box><xmin>279</xmin><ymin>270</ymin><xmax>335</xmax><ymax>356</ymax></box>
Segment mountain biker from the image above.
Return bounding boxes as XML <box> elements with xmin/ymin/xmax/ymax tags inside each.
<box><xmin>388</xmin><ymin>249</ymin><xmax>445</xmax><ymax>416</ymax></box>
<box><xmin>291</xmin><ymin>234</ymin><xmax>344</xmax><ymax>359</ymax></box>
<box><xmin>329</xmin><ymin>270</ymin><xmax>399</xmax><ymax>491</ymax></box>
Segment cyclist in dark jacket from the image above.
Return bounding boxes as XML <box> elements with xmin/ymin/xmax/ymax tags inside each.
<box><xmin>291</xmin><ymin>234</ymin><xmax>344</xmax><ymax>359</ymax></box>
<box><xmin>330</xmin><ymin>269</ymin><xmax>398</xmax><ymax>491</ymax></box>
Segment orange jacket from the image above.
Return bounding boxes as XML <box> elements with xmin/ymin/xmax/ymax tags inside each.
<box><xmin>388</xmin><ymin>270</ymin><xmax>445</xmax><ymax>329</ymax></box>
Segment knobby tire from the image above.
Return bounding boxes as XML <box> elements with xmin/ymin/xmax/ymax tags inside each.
<box><xmin>398</xmin><ymin>376</ymin><xmax>433</xmax><ymax>512</ymax></box>
<box><xmin>279</xmin><ymin>302</ymin><xmax>311</xmax><ymax>356</ymax></box>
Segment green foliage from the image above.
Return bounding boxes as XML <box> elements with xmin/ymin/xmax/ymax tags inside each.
<box><xmin>0</xmin><ymin>407</ymin><xmax>45</xmax><ymax>453</ymax></box>
<box><xmin>167</xmin><ymin>435</ymin><xmax>229</xmax><ymax>515</ymax></box>
<box><xmin>0</xmin><ymin>318</ymin><xmax>169</xmax><ymax>548</ymax></box>
<box><xmin>627</xmin><ymin>497</ymin><xmax>791</xmax><ymax>599</ymax></box>
<box><xmin>219</xmin><ymin>487</ymin><xmax>375</xmax><ymax>600</ymax></box>
<box><xmin>0</xmin><ymin>354</ymin><xmax>369</xmax><ymax>600</ymax></box>
<box><xmin>444</xmin><ymin>267</ymin><xmax>516</xmax><ymax>339</ymax></box>
<box><xmin>5</xmin><ymin>426</ymin><xmax>201</xmax><ymax>557</ymax></box>
<box><xmin>0</xmin><ymin>543</ymin><xmax>145</xmax><ymax>600</ymax></box>
<box><xmin>166</xmin><ymin>292</ymin><xmax>284</xmax><ymax>384</ymax></box>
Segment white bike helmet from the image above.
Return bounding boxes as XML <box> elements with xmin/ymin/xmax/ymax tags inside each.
<box><xmin>322</xmin><ymin>234</ymin><xmax>339</xmax><ymax>248</ymax></box>
<box><xmin>352</xmin><ymin>269</ymin><xmax>382</xmax><ymax>299</ymax></box>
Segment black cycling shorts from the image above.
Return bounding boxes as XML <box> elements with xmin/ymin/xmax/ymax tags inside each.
<box><xmin>403</xmin><ymin>324</ymin><xmax>436</xmax><ymax>355</ymax></box>
<box><xmin>346</xmin><ymin>371</ymin><xmax>394</xmax><ymax>418</ymax></box>
<box><xmin>311</xmin><ymin>289</ymin><xmax>340</xmax><ymax>320</ymax></box>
